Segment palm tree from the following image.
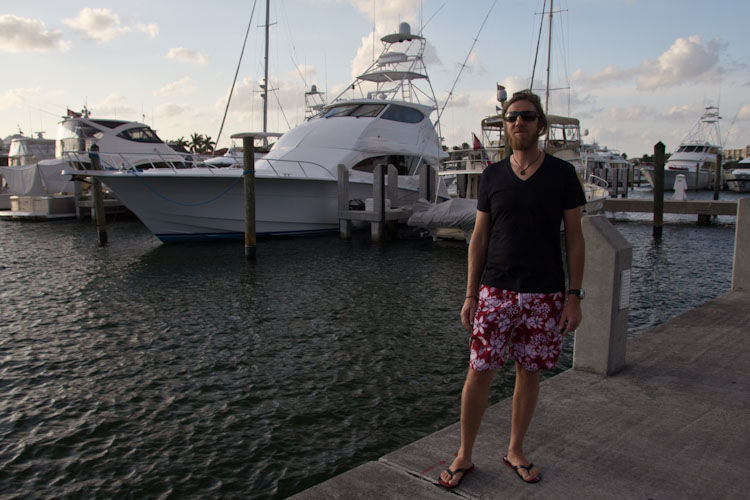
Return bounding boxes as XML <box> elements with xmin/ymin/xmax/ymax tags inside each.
<box><xmin>203</xmin><ymin>135</ymin><xmax>216</xmax><ymax>155</ymax></box>
<box><xmin>173</xmin><ymin>136</ymin><xmax>189</xmax><ymax>150</ymax></box>
<box><xmin>189</xmin><ymin>133</ymin><xmax>204</xmax><ymax>154</ymax></box>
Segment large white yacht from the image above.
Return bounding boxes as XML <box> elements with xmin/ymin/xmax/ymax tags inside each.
<box><xmin>643</xmin><ymin>106</ymin><xmax>722</xmax><ymax>190</ymax></box>
<box><xmin>725</xmin><ymin>157</ymin><xmax>750</xmax><ymax>192</ymax></box>
<box><xmin>67</xmin><ymin>22</ymin><xmax>449</xmax><ymax>242</ymax></box>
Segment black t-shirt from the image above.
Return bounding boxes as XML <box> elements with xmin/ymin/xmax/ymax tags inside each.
<box><xmin>476</xmin><ymin>154</ymin><xmax>586</xmax><ymax>293</ymax></box>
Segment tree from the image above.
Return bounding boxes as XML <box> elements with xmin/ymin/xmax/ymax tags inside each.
<box><xmin>172</xmin><ymin>136</ymin><xmax>189</xmax><ymax>150</ymax></box>
<box><xmin>189</xmin><ymin>133</ymin><xmax>204</xmax><ymax>154</ymax></box>
<box><xmin>203</xmin><ymin>135</ymin><xmax>216</xmax><ymax>154</ymax></box>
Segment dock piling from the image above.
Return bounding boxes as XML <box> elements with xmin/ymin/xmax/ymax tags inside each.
<box><xmin>732</xmin><ymin>199</ymin><xmax>750</xmax><ymax>292</ymax></box>
<box><xmin>241</xmin><ymin>136</ymin><xmax>257</xmax><ymax>260</ymax></box>
<box><xmin>653</xmin><ymin>141</ymin><xmax>665</xmax><ymax>238</ymax></box>
<box><xmin>88</xmin><ymin>145</ymin><xmax>108</xmax><ymax>246</ymax></box>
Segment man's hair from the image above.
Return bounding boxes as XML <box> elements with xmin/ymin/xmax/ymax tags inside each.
<box><xmin>502</xmin><ymin>89</ymin><xmax>548</xmax><ymax>138</ymax></box>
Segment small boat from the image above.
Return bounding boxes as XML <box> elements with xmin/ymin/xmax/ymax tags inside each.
<box><xmin>725</xmin><ymin>157</ymin><xmax>750</xmax><ymax>192</ymax></box>
<box><xmin>643</xmin><ymin>106</ymin><xmax>722</xmax><ymax>191</ymax></box>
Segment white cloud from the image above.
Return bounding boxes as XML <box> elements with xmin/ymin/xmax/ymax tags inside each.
<box><xmin>63</xmin><ymin>8</ymin><xmax>158</xmax><ymax>43</ymax></box>
<box><xmin>154</xmin><ymin>103</ymin><xmax>188</xmax><ymax>118</ymax></box>
<box><xmin>0</xmin><ymin>87</ymin><xmax>41</xmax><ymax>110</ymax></box>
<box><xmin>636</xmin><ymin>35</ymin><xmax>724</xmax><ymax>90</ymax></box>
<box><xmin>0</xmin><ymin>14</ymin><xmax>70</xmax><ymax>53</ymax></box>
<box><xmin>90</xmin><ymin>94</ymin><xmax>136</xmax><ymax>119</ymax></box>
<box><xmin>166</xmin><ymin>47</ymin><xmax>209</xmax><ymax>65</ymax></box>
<box><xmin>737</xmin><ymin>105</ymin><xmax>750</xmax><ymax>121</ymax></box>
<box><xmin>601</xmin><ymin>105</ymin><xmax>652</xmax><ymax>122</ymax></box>
<box><xmin>154</xmin><ymin>77</ymin><xmax>198</xmax><ymax>97</ymax></box>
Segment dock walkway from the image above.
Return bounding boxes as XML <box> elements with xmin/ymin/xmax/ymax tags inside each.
<box><xmin>290</xmin><ymin>290</ymin><xmax>750</xmax><ymax>499</ymax></box>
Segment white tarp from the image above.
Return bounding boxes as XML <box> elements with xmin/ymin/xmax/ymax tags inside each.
<box><xmin>407</xmin><ymin>197</ymin><xmax>477</xmax><ymax>230</ymax></box>
<box><xmin>0</xmin><ymin>159</ymin><xmax>74</xmax><ymax>196</ymax></box>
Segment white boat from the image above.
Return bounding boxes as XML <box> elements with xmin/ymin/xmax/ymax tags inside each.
<box><xmin>581</xmin><ymin>143</ymin><xmax>631</xmax><ymax>194</ymax></box>
<box><xmin>7</xmin><ymin>133</ymin><xmax>55</xmax><ymax>166</ymax></box>
<box><xmin>725</xmin><ymin>157</ymin><xmax>750</xmax><ymax>192</ymax></box>
<box><xmin>67</xmin><ymin>21</ymin><xmax>449</xmax><ymax>242</ymax></box>
<box><xmin>644</xmin><ymin>106</ymin><xmax>722</xmax><ymax>191</ymax></box>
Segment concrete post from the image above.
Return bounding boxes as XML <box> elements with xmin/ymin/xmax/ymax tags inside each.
<box><xmin>732</xmin><ymin>198</ymin><xmax>750</xmax><ymax>292</ymax></box>
<box><xmin>574</xmin><ymin>215</ymin><xmax>632</xmax><ymax>376</ymax></box>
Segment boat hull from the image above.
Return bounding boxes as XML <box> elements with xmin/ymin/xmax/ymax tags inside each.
<box><xmin>91</xmin><ymin>170</ymin><xmax>423</xmax><ymax>242</ymax></box>
<box><xmin>642</xmin><ymin>168</ymin><xmax>713</xmax><ymax>191</ymax></box>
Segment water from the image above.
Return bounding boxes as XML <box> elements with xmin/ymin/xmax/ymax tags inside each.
<box><xmin>0</xmin><ymin>192</ymin><xmax>740</xmax><ymax>498</ymax></box>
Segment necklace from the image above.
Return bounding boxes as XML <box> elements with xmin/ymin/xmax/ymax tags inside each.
<box><xmin>512</xmin><ymin>151</ymin><xmax>543</xmax><ymax>176</ymax></box>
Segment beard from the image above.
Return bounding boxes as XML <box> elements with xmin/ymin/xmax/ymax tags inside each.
<box><xmin>505</xmin><ymin>127</ymin><xmax>541</xmax><ymax>151</ymax></box>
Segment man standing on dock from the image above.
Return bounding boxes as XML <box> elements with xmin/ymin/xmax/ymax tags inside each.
<box><xmin>439</xmin><ymin>90</ymin><xmax>586</xmax><ymax>487</ymax></box>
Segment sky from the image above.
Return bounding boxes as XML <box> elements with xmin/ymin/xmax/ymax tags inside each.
<box><xmin>1</xmin><ymin>0</ymin><xmax>748</xmax><ymax>158</ymax></box>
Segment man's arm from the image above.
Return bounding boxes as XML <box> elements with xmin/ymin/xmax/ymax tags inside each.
<box><xmin>560</xmin><ymin>206</ymin><xmax>584</xmax><ymax>335</ymax></box>
<box><xmin>462</xmin><ymin>210</ymin><xmax>491</xmax><ymax>330</ymax></box>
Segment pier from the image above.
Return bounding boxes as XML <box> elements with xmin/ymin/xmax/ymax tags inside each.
<box><xmin>602</xmin><ymin>198</ymin><xmax>737</xmax><ymax>216</ymax></box>
<box><xmin>289</xmin><ymin>201</ymin><xmax>750</xmax><ymax>500</ymax></box>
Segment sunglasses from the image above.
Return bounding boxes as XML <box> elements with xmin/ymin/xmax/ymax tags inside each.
<box><xmin>504</xmin><ymin>110</ymin><xmax>539</xmax><ymax>122</ymax></box>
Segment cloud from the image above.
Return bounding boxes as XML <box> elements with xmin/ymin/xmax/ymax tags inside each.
<box><xmin>0</xmin><ymin>14</ymin><xmax>70</xmax><ymax>53</ymax></box>
<box><xmin>571</xmin><ymin>36</ymin><xmax>725</xmax><ymax>91</ymax></box>
<box><xmin>636</xmin><ymin>35</ymin><xmax>725</xmax><ymax>90</ymax></box>
<box><xmin>737</xmin><ymin>105</ymin><xmax>750</xmax><ymax>121</ymax></box>
<box><xmin>63</xmin><ymin>8</ymin><xmax>158</xmax><ymax>43</ymax></box>
<box><xmin>90</xmin><ymin>94</ymin><xmax>136</xmax><ymax>118</ymax></box>
<box><xmin>154</xmin><ymin>103</ymin><xmax>188</xmax><ymax>118</ymax></box>
<box><xmin>600</xmin><ymin>105</ymin><xmax>652</xmax><ymax>122</ymax></box>
<box><xmin>154</xmin><ymin>77</ymin><xmax>198</xmax><ymax>97</ymax></box>
<box><xmin>166</xmin><ymin>47</ymin><xmax>209</xmax><ymax>65</ymax></box>
<box><xmin>0</xmin><ymin>87</ymin><xmax>41</xmax><ymax>110</ymax></box>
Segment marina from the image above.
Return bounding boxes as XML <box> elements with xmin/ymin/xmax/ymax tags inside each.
<box><xmin>0</xmin><ymin>195</ymin><xmax>744</xmax><ymax>499</ymax></box>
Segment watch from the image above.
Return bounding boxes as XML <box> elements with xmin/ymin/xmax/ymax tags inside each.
<box><xmin>567</xmin><ymin>289</ymin><xmax>585</xmax><ymax>300</ymax></box>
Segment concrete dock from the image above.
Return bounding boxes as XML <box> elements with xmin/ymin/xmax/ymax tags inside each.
<box><xmin>289</xmin><ymin>290</ymin><xmax>750</xmax><ymax>499</ymax></box>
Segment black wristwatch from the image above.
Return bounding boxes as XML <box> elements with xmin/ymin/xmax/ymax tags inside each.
<box><xmin>567</xmin><ymin>289</ymin><xmax>585</xmax><ymax>300</ymax></box>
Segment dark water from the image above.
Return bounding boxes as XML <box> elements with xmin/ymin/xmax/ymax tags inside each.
<box><xmin>0</xmin><ymin>193</ymin><xmax>739</xmax><ymax>498</ymax></box>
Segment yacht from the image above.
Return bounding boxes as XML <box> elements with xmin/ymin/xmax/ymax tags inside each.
<box><xmin>66</xmin><ymin>22</ymin><xmax>449</xmax><ymax>242</ymax></box>
<box><xmin>581</xmin><ymin>143</ymin><xmax>631</xmax><ymax>194</ymax></box>
<box><xmin>643</xmin><ymin>106</ymin><xmax>722</xmax><ymax>190</ymax></box>
<box><xmin>725</xmin><ymin>157</ymin><xmax>750</xmax><ymax>192</ymax></box>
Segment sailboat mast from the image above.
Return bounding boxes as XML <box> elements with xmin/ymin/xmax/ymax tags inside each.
<box><xmin>545</xmin><ymin>0</ymin><xmax>553</xmax><ymax>115</ymax></box>
<box><xmin>262</xmin><ymin>0</ymin><xmax>270</xmax><ymax>147</ymax></box>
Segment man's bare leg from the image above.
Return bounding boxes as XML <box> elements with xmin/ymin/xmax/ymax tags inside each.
<box><xmin>440</xmin><ymin>367</ymin><xmax>495</xmax><ymax>486</ymax></box>
<box><xmin>506</xmin><ymin>362</ymin><xmax>541</xmax><ymax>481</ymax></box>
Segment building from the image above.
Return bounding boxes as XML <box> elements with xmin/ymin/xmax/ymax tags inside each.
<box><xmin>724</xmin><ymin>145</ymin><xmax>750</xmax><ymax>161</ymax></box>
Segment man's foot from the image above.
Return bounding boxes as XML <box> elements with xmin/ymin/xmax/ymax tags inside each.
<box><xmin>438</xmin><ymin>457</ymin><xmax>475</xmax><ymax>488</ymax></box>
<box><xmin>503</xmin><ymin>455</ymin><xmax>541</xmax><ymax>483</ymax></box>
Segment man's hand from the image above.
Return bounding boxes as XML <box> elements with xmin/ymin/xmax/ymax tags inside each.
<box><xmin>461</xmin><ymin>297</ymin><xmax>478</xmax><ymax>331</ymax></box>
<box><xmin>559</xmin><ymin>296</ymin><xmax>582</xmax><ymax>335</ymax></box>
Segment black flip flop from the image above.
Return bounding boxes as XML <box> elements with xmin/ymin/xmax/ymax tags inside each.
<box><xmin>503</xmin><ymin>455</ymin><xmax>542</xmax><ymax>483</ymax></box>
<box><xmin>438</xmin><ymin>464</ymin><xmax>475</xmax><ymax>488</ymax></box>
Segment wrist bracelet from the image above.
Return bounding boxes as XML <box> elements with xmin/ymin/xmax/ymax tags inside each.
<box><xmin>465</xmin><ymin>295</ymin><xmax>477</xmax><ymax>299</ymax></box>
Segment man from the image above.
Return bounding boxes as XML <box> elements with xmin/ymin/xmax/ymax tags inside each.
<box><xmin>439</xmin><ymin>90</ymin><xmax>585</xmax><ymax>488</ymax></box>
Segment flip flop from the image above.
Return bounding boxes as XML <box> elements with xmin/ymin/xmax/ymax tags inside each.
<box><xmin>438</xmin><ymin>464</ymin><xmax>475</xmax><ymax>488</ymax></box>
<box><xmin>502</xmin><ymin>455</ymin><xmax>542</xmax><ymax>483</ymax></box>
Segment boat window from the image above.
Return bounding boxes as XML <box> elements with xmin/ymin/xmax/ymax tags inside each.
<box><xmin>380</xmin><ymin>104</ymin><xmax>424</xmax><ymax>124</ymax></box>
<box><xmin>322</xmin><ymin>105</ymin><xmax>359</xmax><ymax>118</ymax></box>
<box><xmin>90</xmin><ymin>119</ymin><xmax>128</xmax><ymax>129</ymax></box>
<box><xmin>351</xmin><ymin>155</ymin><xmax>416</xmax><ymax>175</ymax></box>
<box><xmin>117</xmin><ymin>127</ymin><xmax>163</xmax><ymax>143</ymax></box>
<box><xmin>349</xmin><ymin>104</ymin><xmax>385</xmax><ymax>117</ymax></box>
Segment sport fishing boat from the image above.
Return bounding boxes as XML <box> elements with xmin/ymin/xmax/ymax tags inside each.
<box><xmin>65</xmin><ymin>22</ymin><xmax>449</xmax><ymax>242</ymax></box>
<box><xmin>642</xmin><ymin>106</ymin><xmax>722</xmax><ymax>190</ymax></box>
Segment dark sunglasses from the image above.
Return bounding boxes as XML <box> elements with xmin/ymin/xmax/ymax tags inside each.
<box><xmin>504</xmin><ymin>110</ymin><xmax>539</xmax><ymax>122</ymax></box>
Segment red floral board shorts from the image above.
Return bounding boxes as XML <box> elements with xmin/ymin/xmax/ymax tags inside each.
<box><xmin>470</xmin><ymin>285</ymin><xmax>565</xmax><ymax>372</ymax></box>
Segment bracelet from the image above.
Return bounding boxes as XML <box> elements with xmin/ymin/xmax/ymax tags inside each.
<box><xmin>465</xmin><ymin>295</ymin><xmax>477</xmax><ymax>299</ymax></box>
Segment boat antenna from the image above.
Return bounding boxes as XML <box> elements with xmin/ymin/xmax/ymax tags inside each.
<box><xmin>262</xmin><ymin>0</ymin><xmax>271</xmax><ymax>147</ymax></box>
<box><xmin>545</xmin><ymin>0</ymin><xmax>553</xmax><ymax>114</ymax></box>
<box><xmin>216</xmin><ymin>0</ymin><xmax>259</xmax><ymax>148</ymax></box>
<box><xmin>436</xmin><ymin>0</ymin><xmax>497</xmax><ymax>123</ymax></box>
<box><xmin>419</xmin><ymin>3</ymin><xmax>444</xmax><ymax>34</ymax></box>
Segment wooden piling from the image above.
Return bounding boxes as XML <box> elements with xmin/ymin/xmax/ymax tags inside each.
<box><xmin>653</xmin><ymin>142</ymin><xmax>665</xmax><ymax>238</ymax></box>
<box><xmin>88</xmin><ymin>145</ymin><xmax>107</xmax><ymax>245</ymax></box>
<box><xmin>337</xmin><ymin>164</ymin><xmax>352</xmax><ymax>239</ymax></box>
<box><xmin>714</xmin><ymin>154</ymin><xmax>722</xmax><ymax>201</ymax></box>
<box><xmin>371</xmin><ymin>163</ymin><xmax>385</xmax><ymax>242</ymax></box>
<box><xmin>241</xmin><ymin>136</ymin><xmax>256</xmax><ymax>260</ymax></box>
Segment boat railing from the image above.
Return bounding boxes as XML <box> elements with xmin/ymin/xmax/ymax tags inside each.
<box><xmin>588</xmin><ymin>173</ymin><xmax>610</xmax><ymax>189</ymax></box>
<box><xmin>256</xmin><ymin>157</ymin><xmax>336</xmax><ymax>179</ymax></box>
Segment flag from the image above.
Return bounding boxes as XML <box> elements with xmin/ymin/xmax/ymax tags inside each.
<box><xmin>472</xmin><ymin>133</ymin><xmax>491</xmax><ymax>166</ymax></box>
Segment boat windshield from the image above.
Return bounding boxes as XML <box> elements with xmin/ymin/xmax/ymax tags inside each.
<box><xmin>56</xmin><ymin>119</ymin><xmax>104</xmax><ymax>155</ymax></box>
<box><xmin>380</xmin><ymin>104</ymin><xmax>424</xmax><ymax>123</ymax></box>
<box><xmin>321</xmin><ymin>103</ymin><xmax>386</xmax><ymax>118</ymax></box>
<box><xmin>116</xmin><ymin>127</ymin><xmax>163</xmax><ymax>144</ymax></box>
